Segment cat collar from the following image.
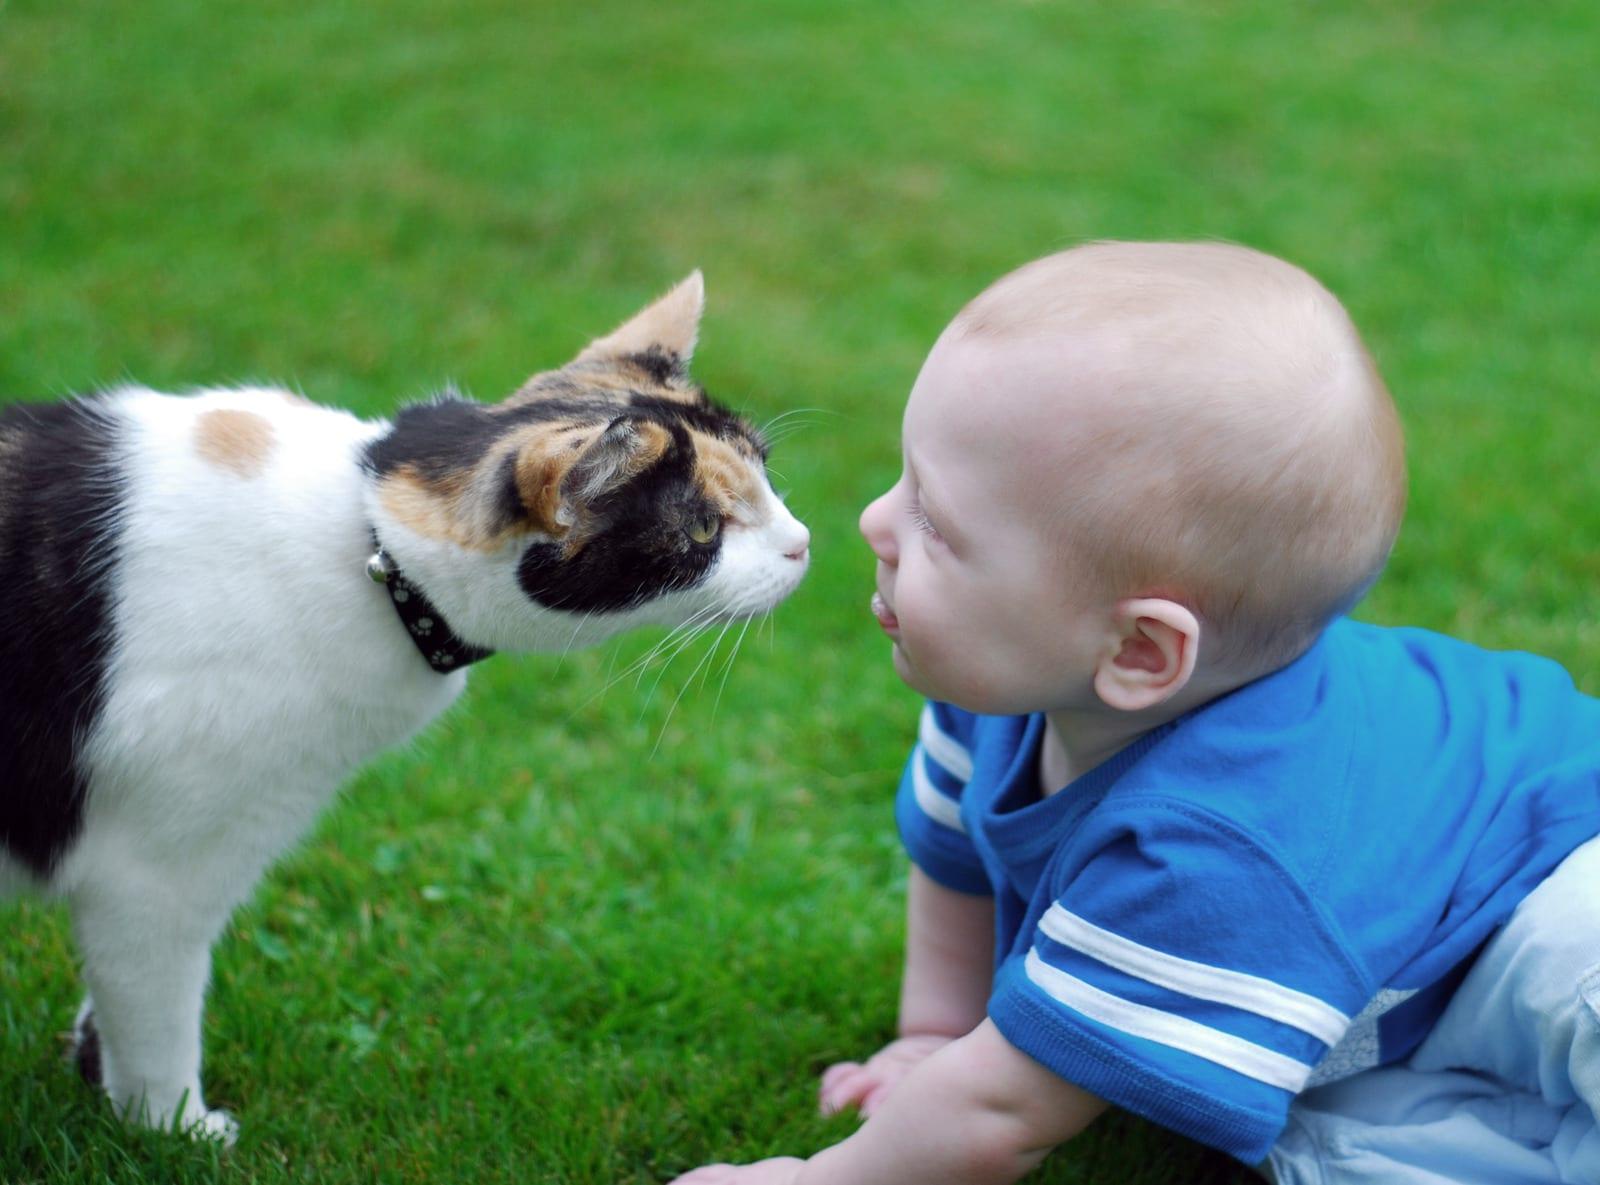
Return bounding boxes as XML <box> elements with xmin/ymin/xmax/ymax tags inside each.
<box><xmin>365</xmin><ymin>532</ymin><xmax>495</xmax><ymax>674</ymax></box>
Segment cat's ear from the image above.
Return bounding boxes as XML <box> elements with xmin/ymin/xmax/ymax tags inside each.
<box><xmin>501</xmin><ymin>415</ymin><xmax>673</xmax><ymax>537</ymax></box>
<box><xmin>558</xmin><ymin>416</ymin><xmax>672</xmax><ymax>508</ymax></box>
<box><xmin>572</xmin><ymin>271</ymin><xmax>704</xmax><ymax>370</ymax></box>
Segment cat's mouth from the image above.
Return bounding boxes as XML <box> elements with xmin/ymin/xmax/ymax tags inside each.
<box><xmin>701</xmin><ymin>550</ymin><xmax>809</xmax><ymax>624</ymax></box>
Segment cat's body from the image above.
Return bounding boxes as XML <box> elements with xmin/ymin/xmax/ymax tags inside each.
<box><xmin>0</xmin><ymin>275</ymin><xmax>808</xmax><ymax>1140</ymax></box>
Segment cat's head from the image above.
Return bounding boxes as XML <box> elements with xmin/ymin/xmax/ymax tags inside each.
<box><xmin>364</xmin><ymin>273</ymin><xmax>810</xmax><ymax>654</ymax></box>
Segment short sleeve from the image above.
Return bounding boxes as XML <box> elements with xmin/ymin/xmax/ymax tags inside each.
<box><xmin>987</xmin><ymin>803</ymin><xmax>1372</xmax><ymax>1163</ymax></box>
<box><xmin>894</xmin><ymin>702</ymin><xmax>991</xmax><ymax>895</ymax></box>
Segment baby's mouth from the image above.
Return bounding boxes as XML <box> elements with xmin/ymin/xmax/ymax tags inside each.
<box><xmin>870</xmin><ymin>591</ymin><xmax>900</xmax><ymax>633</ymax></box>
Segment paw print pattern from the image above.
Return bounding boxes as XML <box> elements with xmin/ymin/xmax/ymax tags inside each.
<box><xmin>371</xmin><ymin>535</ymin><xmax>494</xmax><ymax>673</ymax></box>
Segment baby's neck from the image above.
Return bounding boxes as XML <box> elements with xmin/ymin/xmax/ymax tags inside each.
<box><xmin>1040</xmin><ymin>673</ymin><xmax>1242</xmax><ymax>795</ymax></box>
<box><xmin>1039</xmin><ymin>713</ymin><xmax>1154</xmax><ymax>795</ymax></box>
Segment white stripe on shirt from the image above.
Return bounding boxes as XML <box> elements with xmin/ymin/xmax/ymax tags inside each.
<box><xmin>918</xmin><ymin>705</ymin><xmax>974</xmax><ymax>781</ymax></box>
<box><xmin>1038</xmin><ymin>904</ymin><xmax>1350</xmax><ymax>1047</ymax></box>
<box><xmin>1024</xmin><ymin>948</ymin><xmax>1313</xmax><ymax>1093</ymax></box>
<box><xmin>912</xmin><ymin>747</ymin><xmax>966</xmax><ymax>833</ymax></box>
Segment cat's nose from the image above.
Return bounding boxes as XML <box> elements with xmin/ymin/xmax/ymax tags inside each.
<box><xmin>783</xmin><ymin>525</ymin><xmax>811</xmax><ymax>562</ymax></box>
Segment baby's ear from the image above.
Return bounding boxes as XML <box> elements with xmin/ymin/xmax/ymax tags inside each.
<box><xmin>498</xmin><ymin>416</ymin><xmax>673</xmax><ymax>538</ymax></box>
<box><xmin>571</xmin><ymin>271</ymin><xmax>705</xmax><ymax>372</ymax></box>
<box><xmin>1093</xmin><ymin>599</ymin><xmax>1201</xmax><ymax>712</ymax></box>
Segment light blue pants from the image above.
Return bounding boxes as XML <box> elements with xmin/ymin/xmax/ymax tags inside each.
<box><xmin>1267</xmin><ymin>835</ymin><xmax>1600</xmax><ymax>1185</ymax></box>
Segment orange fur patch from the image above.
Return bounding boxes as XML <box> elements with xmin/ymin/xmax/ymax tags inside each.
<box><xmin>694</xmin><ymin>437</ymin><xmax>765</xmax><ymax>522</ymax></box>
<box><xmin>375</xmin><ymin>417</ymin><xmax>678</xmax><ymax>554</ymax></box>
<box><xmin>500</xmin><ymin>361</ymin><xmax>704</xmax><ymax>412</ymax></box>
<box><xmin>376</xmin><ymin>465</ymin><xmax>498</xmax><ymax>552</ymax></box>
<box><xmin>194</xmin><ymin>409</ymin><xmax>275</xmax><ymax>477</ymax></box>
<box><xmin>639</xmin><ymin>387</ymin><xmax>701</xmax><ymax>406</ymax></box>
<box><xmin>375</xmin><ymin>407</ymin><xmax>758</xmax><ymax>558</ymax></box>
<box><xmin>508</xmin><ymin>424</ymin><xmax>594</xmax><ymax>536</ymax></box>
<box><xmin>511</xmin><ymin>419</ymin><xmax>675</xmax><ymax>551</ymax></box>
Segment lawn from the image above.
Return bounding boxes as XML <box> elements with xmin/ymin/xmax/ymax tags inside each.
<box><xmin>2</xmin><ymin>1</ymin><xmax>1597</xmax><ymax>1182</ymax></box>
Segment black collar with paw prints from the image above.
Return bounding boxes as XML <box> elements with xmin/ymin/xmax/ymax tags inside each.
<box><xmin>366</xmin><ymin>531</ymin><xmax>495</xmax><ymax>674</ymax></box>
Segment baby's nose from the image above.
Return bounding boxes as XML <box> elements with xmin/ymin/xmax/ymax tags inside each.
<box><xmin>859</xmin><ymin>496</ymin><xmax>896</xmax><ymax>564</ymax></box>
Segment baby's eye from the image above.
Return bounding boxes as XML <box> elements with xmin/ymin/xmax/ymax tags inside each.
<box><xmin>907</xmin><ymin>501</ymin><xmax>942</xmax><ymax>540</ymax></box>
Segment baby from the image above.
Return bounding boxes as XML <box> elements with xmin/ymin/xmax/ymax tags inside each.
<box><xmin>674</xmin><ymin>242</ymin><xmax>1600</xmax><ymax>1185</ymax></box>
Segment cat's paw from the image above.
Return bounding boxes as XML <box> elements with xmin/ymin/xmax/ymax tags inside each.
<box><xmin>187</xmin><ymin>1107</ymin><xmax>240</xmax><ymax>1147</ymax></box>
<box><xmin>70</xmin><ymin>999</ymin><xmax>102</xmax><ymax>1086</ymax></box>
<box><xmin>122</xmin><ymin>1096</ymin><xmax>240</xmax><ymax>1147</ymax></box>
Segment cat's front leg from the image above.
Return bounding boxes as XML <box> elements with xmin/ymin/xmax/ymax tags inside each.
<box><xmin>68</xmin><ymin>872</ymin><xmax>238</xmax><ymax>1144</ymax></box>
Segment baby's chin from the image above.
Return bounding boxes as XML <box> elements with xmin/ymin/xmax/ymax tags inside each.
<box><xmin>890</xmin><ymin>642</ymin><xmax>922</xmax><ymax>690</ymax></box>
<box><xmin>890</xmin><ymin>640</ymin><xmax>947</xmax><ymax>699</ymax></box>
<box><xmin>891</xmin><ymin>643</ymin><xmax>971</xmax><ymax>709</ymax></box>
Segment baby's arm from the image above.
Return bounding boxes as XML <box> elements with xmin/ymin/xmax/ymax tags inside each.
<box><xmin>820</xmin><ymin>865</ymin><xmax>996</xmax><ymax>1116</ymax></box>
<box><xmin>677</xmin><ymin>1019</ymin><xmax>1107</xmax><ymax>1185</ymax></box>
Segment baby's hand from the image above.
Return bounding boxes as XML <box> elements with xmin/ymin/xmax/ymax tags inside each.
<box><xmin>817</xmin><ymin>1034</ymin><xmax>953</xmax><ymax>1117</ymax></box>
<box><xmin>670</xmin><ymin>1157</ymin><xmax>806</xmax><ymax>1185</ymax></box>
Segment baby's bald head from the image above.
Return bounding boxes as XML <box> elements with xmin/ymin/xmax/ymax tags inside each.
<box><xmin>940</xmin><ymin>241</ymin><xmax>1405</xmax><ymax>674</ymax></box>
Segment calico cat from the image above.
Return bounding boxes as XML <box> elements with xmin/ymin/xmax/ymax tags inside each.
<box><xmin>0</xmin><ymin>273</ymin><xmax>809</xmax><ymax>1142</ymax></box>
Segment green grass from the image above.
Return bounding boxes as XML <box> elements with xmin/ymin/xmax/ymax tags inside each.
<box><xmin>3</xmin><ymin>1</ymin><xmax>1598</xmax><ymax>1181</ymax></box>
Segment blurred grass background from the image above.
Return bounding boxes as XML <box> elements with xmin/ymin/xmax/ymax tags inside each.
<box><xmin>2</xmin><ymin>1</ymin><xmax>1597</xmax><ymax>1182</ymax></box>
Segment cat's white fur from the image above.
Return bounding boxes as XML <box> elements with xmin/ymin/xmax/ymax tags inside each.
<box><xmin>8</xmin><ymin>376</ymin><xmax>808</xmax><ymax>1141</ymax></box>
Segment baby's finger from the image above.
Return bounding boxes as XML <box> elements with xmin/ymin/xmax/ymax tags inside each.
<box><xmin>818</xmin><ymin>1061</ymin><xmax>863</xmax><ymax>1099</ymax></box>
<box><xmin>818</xmin><ymin>1066</ymin><xmax>874</xmax><ymax>1115</ymax></box>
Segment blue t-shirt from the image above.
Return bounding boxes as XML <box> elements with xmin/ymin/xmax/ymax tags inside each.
<box><xmin>895</xmin><ymin>618</ymin><xmax>1600</xmax><ymax>1163</ymax></box>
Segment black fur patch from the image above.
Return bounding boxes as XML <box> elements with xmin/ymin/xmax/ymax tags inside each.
<box><xmin>517</xmin><ymin>424</ymin><xmax>723</xmax><ymax>612</ymax></box>
<box><xmin>362</xmin><ymin>388</ymin><xmax>765</xmax><ymax>482</ymax></box>
<box><xmin>363</xmin><ymin>396</ymin><xmax>514</xmax><ymax>482</ymax></box>
<box><xmin>625</xmin><ymin>347</ymin><xmax>686</xmax><ymax>387</ymax></box>
<box><xmin>488</xmin><ymin>451</ymin><xmax>525</xmax><ymax>537</ymax></box>
<box><xmin>73</xmin><ymin>1009</ymin><xmax>102</xmax><ymax>1086</ymax></box>
<box><xmin>625</xmin><ymin>393</ymin><xmax>768</xmax><ymax>456</ymax></box>
<box><xmin>0</xmin><ymin>399</ymin><xmax>127</xmax><ymax>878</ymax></box>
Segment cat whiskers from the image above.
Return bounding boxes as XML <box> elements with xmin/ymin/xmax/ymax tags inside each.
<box><xmin>626</xmin><ymin>607</ymin><xmax>720</xmax><ymax>696</ymax></box>
<box><xmin>553</xmin><ymin>608</ymin><xmax>603</xmax><ymax>673</ymax></box>
<box><xmin>565</xmin><ymin>605</ymin><xmax>722</xmax><ymax>721</ymax></box>
<box><xmin>712</xmin><ymin>615</ymin><xmax>757</xmax><ymax>717</ymax></box>
<box><xmin>758</xmin><ymin>407</ymin><xmax>836</xmax><ymax>451</ymax></box>
<box><xmin>567</xmin><ymin>599</ymin><xmax>775</xmax><ymax>754</ymax></box>
<box><xmin>639</xmin><ymin>613</ymin><xmax>722</xmax><ymax>711</ymax></box>
<box><xmin>649</xmin><ymin>615</ymin><xmax>738</xmax><ymax>756</ymax></box>
<box><xmin>648</xmin><ymin>606</ymin><xmax>773</xmax><ymax>758</ymax></box>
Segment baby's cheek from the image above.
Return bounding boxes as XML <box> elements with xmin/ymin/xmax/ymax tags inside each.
<box><xmin>901</xmin><ymin>635</ymin><xmax>980</xmax><ymax>706</ymax></box>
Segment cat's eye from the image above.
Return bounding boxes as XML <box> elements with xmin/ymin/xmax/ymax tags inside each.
<box><xmin>686</xmin><ymin>515</ymin><xmax>721</xmax><ymax>545</ymax></box>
